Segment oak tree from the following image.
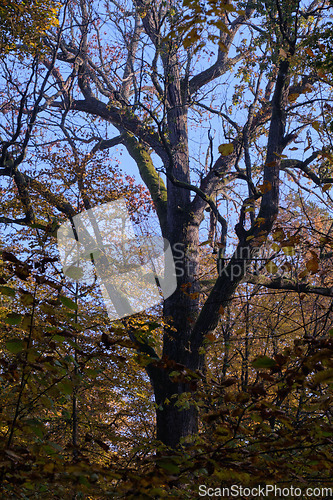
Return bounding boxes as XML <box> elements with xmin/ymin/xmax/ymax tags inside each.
<box><xmin>1</xmin><ymin>0</ymin><xmax>333</xmax><ymax>452</ymax></box>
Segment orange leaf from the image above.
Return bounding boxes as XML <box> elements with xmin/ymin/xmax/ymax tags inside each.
<box><xmin>305</xmin><ymin>47</ymin><xmax>314</xmax><ymax>57</ymax></box>
<box><xmin>306</xmin><ymin>258</ymin><xmax>319</xmax><ymax>273</ymax></box>
<box><xmin>258</xmin><ymin>181</ymin><xmax>272</xmax><ymax>194</ymax></box>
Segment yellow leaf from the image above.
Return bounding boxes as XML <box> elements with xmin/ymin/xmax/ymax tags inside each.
<box><xmin>218</xmin><ymin>143</ymin><xmax>234</xmax><ymax>156</ymax></box>
<box><xmin>265</xmin><ymin>261</ymin><xmax>278</xmax><ymax>274</ymax></box>
<box><xmin>288</xmin><ymin>93</ymin><xmax>299</xmax><ymax>102</ymax></box>
<box><xmin>282</xmin><ymin>246</ymin><xmax>295</xmax><ymax>256</ymax></box>
<box><xmin>255</xmin><ymin>217</ymin><xmax>266</xmax><ymax>226</ymax></box>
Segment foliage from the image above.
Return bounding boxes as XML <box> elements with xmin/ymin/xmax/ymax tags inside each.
<box><xmin>0</xmin><ymin>0</ymin><xmax>60</xmax><ymax>54</ymax></box>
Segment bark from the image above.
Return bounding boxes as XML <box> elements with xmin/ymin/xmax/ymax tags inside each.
<box><xmin>152</xmin><ymin>369</ymin><xmax>198</xmax><ymax>447</ymax></box>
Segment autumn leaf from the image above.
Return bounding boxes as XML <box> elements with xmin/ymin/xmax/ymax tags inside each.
<box><xmin>265</xmin><ymin>261</ymin><xmax>278</xmax><ymax>274</ymax></box>
<box><xmin>282</xmin><ymin>246</ymin><xmax>296</xmax><ymax>256</ymax></box>
<box><xmin>312</xmin><ymin>120</ymin><xmax>321</xmax><ymax>132</ymax></box>
<box><xmin>258</xmin><ymin>181</ymin><xmax>272</xmax><ymax>194</ymax></box>
<box><xmin>218</xmin><ymin>143</ymin><xmax>234</xmax><ymax>156</ymax></box>
<box><xmin>306</xmin><ymin>257</ymin><xmax>319</xmax><ymax>273</ymax></box>
<box><xmin>20</xmin><ymin>291</ymin><xmax>34</xmax><ymax>306</ymax></box>
<box><xmin>288</xmin><ymin>93</ymin><xmax>299</xmax><ymax>102</ymax></box>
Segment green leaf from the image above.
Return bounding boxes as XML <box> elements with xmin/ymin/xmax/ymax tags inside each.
<box><xmin>252</xmin><ymin>355</ymin><xmax>277</xmax><ymax>369</ymax></box>
<box><xmin>21</xmin><ymin>315</ymin><xmax>33</xmax><ymax>331</ymax></box>
<box><xmin>6</xmin><ymin>338</ymin><xmax>24</xmax><ymax>353</ymax></box>
<box><xmin>0</xmin><ymin>285</ymin><xmax>15</xmax><ymax>297</ymax></box>
<box><xmin>59</xmin><ymin>379</ymin><xmax>73</xmax><ymax>395</ymax></box>
<box><xmin>60</xmin><ymin>295</ymin><xmax>78</xmax><ymax>310</ymax></box>
<box><xmin>312</xmin><ymin>368</ymin><xmax>333</xmax><ymax>386</ymax></box>
<box><xmin>4</xmin><ymin>312</ymin><xmax>22</xmax><ymax>325</ymax></box>
<box><xmin>23</xmin><ymin>482</ymin><xmax>35</xmax><ymax>491</ymax></box>
<box><xmin>53</xmin><ymin>335</ymin><xmax>66</xmax><ymax>342</ymax></box>
<box><xmin>24</xmin><ymin>419</ymin><xmax>45</xmax><ymax>438</ymax></box>
<box><xmin>157</xmin><ymin>459</ymin><xmax>180</xmax><ymax>474</ymax></box>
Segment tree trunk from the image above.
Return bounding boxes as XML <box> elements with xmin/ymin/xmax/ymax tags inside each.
<box><xmin>152</xmin><ymin>220</ymin><xmax>202</xmax><ymax>446</ymax></box>
<box><xmin>154</xmin><ymin>377</ymin><xmax>198</xmax><ymax>447</ymax></box>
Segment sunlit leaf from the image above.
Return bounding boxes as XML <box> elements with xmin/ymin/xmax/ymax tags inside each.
<box><xmin>218</xmin><ymin>143</ymin><xmax>234</xmax><ymax>156</ymax></box>
<box><xmin>282</xmin><ymin>246</ymin><xmax>296</xmax><ymax>256</ymax></box>
<box><xmin>265</xmin><ymin>261</ymin><xmax>278</xmax><ymax>274</ymax></box>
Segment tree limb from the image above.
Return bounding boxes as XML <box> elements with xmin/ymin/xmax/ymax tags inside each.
<box><xmin>246</xmin><ymin>274</ymin><xmax>333</xmax><ymax>297</ymax></box>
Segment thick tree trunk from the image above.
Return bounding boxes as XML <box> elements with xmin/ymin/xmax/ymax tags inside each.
<box><xmin>152</xmin><ymin>221</ymin><xmax>202</xmax><ymax>447</ymax></box>
<box><xmin>154</xmin><ymin>377</ymin><xmax>198</xmax><ymax>447</ymax></box>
